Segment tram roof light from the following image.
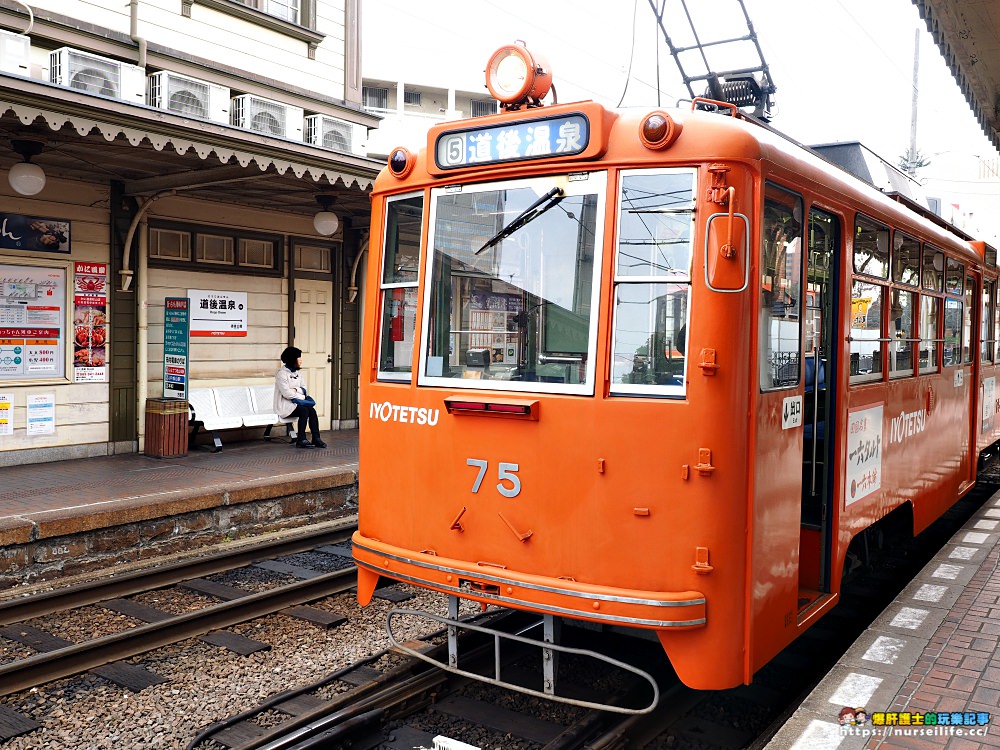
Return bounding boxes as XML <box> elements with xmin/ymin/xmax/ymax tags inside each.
<box><xmin>486</xmin><ymin>43</ymin><xmax>552</xmax><ymax>109</ymax></box>
<box><xmin>388</xmin><ymin>147</ymin><xmax>414</xmax><ymax>179</ymax></box>
<box><xmin>640</xmin><ymin>111</ymin><xmax>682</xmax><ymax>150</ymax></box>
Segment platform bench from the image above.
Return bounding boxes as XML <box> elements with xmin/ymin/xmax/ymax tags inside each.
<box><xmin>188</xmin><ymin>385</ymin><xmax>296</xmax><ymax>452</ymax></box>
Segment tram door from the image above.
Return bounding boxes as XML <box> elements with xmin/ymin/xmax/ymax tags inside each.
<box><xmin>801</xmin><ymin>207</ymin><xmax>838</xmax><ymax>592</ymax></box>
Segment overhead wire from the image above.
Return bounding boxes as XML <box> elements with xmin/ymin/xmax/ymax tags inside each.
<box><xmin>616</xmin><ymin>0</ymin><xmax>640</xmax><ymax>107</ymax></box>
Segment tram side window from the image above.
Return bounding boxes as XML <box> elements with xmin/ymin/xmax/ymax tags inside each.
<box><xmin>995</xmin><ymin>287</ymin><xmax>1000</xmax><ymax>361</ymax></box>
<box><xmin>850</xmin><ymin>216</ymin><xmax>890</xmax><ymax>384</ymax></box>
<box><xmin>945</xmin><ymin>258</ymin><xmax>964</xmax><ymax>295</ymax></box>
<box><xmin>850</xmin><ymin>279</ymin><xmax>883</xmax><ymax>381</ymax></box>
<box><xmin>943</xmin><ymin>298</ymin><xmax>963</xmax><ymax>366</ymax></box>
<box><xmin>889</xmin><ymin>289</ymin><xmax>916</xmax><ymax>378</ymax></box>
<box><xmin>610</xmin><ymin>169</ymin><xmax>696</xmax><ymax>396</ymax></box>
<box><xmin>982</xmin><ymin>280</ymin><xmax>994</xmax><ymax>363</ymax></box>
<box><xmin>922</xmin><ymin>246</ymin><xmax>944</xmax><ymax>292</ymax></box>
<box><xmin>853</xmin><ymin>215</ymin><xmax>890</xmax><ymax>279</ymax></box>
<box><xmin>759</xmin><ymin>184</ymin><xmax>803</xmax><ymax>390</ymax></box>
<box><xmin>892</xmin><ymin>233</ymin><xmax>920</xmax><ymax>286</ymax></box>
<box><xmin>964</xmin><ymin>275</ymin><xmax>975</xmax><ymax>364</ymax></box>
<box><xmin>918</xmin><ymin>295</ymin><xmax>940</xmax><ymax>373</ymax></box>
<box><xmin>377</xmin><ymin>194</ymin><xmax>424</xmax><ymax>380</ymax></box>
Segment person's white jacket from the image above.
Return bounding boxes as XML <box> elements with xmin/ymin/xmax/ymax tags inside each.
<box><xmin>274</xmin><ymin>366</ymin><xmax>307</xmax><ymax>418</ymax></box>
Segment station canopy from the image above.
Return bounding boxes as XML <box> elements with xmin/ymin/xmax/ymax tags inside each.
<box><xmin>914</xmin><ymin>0</ymin><xmax>1000</xmax><ymax>155</ymax></box>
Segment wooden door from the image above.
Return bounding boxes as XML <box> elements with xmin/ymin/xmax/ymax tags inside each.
<box><xmin>294</xmin><ymin>279</ymin><xmax>334</xmax><ymax>429</ymax></box>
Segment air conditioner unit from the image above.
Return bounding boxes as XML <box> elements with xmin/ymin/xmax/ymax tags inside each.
<box><xmin>49</xmin><ymin>47</ymin><xmax>145</xmax><ymax>104</ymax></box>
<box><xmin>230</xmin><ymin>94</ymin><xmax>303</xmax><ymax>140</ymax></box>
<box><xmin>147</xmin><ymin>71</ymin><xmax>230</xmax><ymax>123</ymax></box>
<box><xmin>0</xmin><ymin>28</ymin><xmax>30</xmax><ymax>77</ymax></box>
<box><xmin>304</xmin><ymin>114</ymin><xmax>356</xmax><ymax>153</ymax></box>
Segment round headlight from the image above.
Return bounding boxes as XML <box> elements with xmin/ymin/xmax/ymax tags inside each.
<box><xmin>486</xmin><ymin>44</ymin><xmax>552</xmax><ymax>107</ymax></box>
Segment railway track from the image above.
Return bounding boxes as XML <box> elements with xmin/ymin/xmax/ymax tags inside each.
<box><xmin>0</xmin><ymin>519</ymin><xmax>360</xmax><ymax>741</ymax></box>
<box><xmin>188</xmin><ymin>609</ymin><xmax>676</xmax><ymax>750</ymax></box>
<box><xmin>2</xmin><ymin>481</ymin><xmax>994</xmax><ymax>748</ymax></box>
<box><xmin>187</xmin><ymin>481</ymin><xmax>999</xmax><ymax>750</ymax></box>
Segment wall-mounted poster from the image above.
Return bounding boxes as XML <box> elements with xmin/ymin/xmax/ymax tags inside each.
<box><xmin>188</xmin><ymin>289</ymin><xmax>247</xmax><ymax>337</ymax></box>
<box><xmin>0</xmin><ymin>213</ymin><xmax>70</xmax><ymax>253</ymax></box>
<box><xmin>73</xmin><ymin>262</ymin><xmax>108</xmax><ymax>382</ymax></box>
<box><xmin>0</xmin><ymin>264</ymin><xmax>66</xmax><ymax>381</ymax></box>
<box><xmin>26</xmin><ymin>392</ymin><xmax>55</xmax><ymax>435</ymax></box>
<box><xmin>0</xmin><ymin>392</ymin><xmax>12</xmax><ymax>436</ymax></box>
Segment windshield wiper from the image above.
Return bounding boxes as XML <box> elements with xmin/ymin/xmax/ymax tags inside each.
<box><xmin>476</xmin><ymin>186</ymin><xmax>565</xmax><ymax>255</ymax></box>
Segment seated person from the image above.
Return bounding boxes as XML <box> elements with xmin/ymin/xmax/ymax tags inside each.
<box><xmin>274</xmin><ymin>346</ymin><xmax>326</xmax><ymax>449</ymax></box>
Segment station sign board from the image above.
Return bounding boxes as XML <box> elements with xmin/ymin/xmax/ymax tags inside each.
<box><xmin>163</xmin><ymin>297</ymin><xmax>189</xmax><ymax>399</ymax></box>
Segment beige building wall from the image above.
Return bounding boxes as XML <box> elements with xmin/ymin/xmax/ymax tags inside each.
<box><xmin>0</xmin><ymin>178</ymin><xmax>112</xmax><ymax>461</ymax></box>
<box><xmin>21</xmin><ymin>0</ymin><xmax>350</xmax><ymax>98</ymax></box>
<box><xmin>0</xmin><ymin>0</ymin><xmax>373</xmax><ymax>465</ymax></box>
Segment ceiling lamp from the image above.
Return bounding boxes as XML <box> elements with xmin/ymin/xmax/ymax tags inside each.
<box><xmin>8</xmin><ymin>137</ymin><xmax>46</xmax><ymax>196</ymax></box>
<box><xmin>313</xmin><ymin>193</ymin><xmax>339</xmax><ymax>236</ymax></box>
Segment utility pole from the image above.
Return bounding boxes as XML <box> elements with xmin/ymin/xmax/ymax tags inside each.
<box><xmin>907</xmin><ymin>28</ymin><xmax>920</xmax><ymax>174</ymax></box>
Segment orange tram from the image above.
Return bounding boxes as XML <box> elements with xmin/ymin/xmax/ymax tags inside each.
<box><xmin>352</xmin><ymin>44</ymin><xmax>1000</xmax><ymax>711</ymax></box>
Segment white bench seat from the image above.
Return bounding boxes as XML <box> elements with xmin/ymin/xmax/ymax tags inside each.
<box><xmin>250</xmin><ymin>385</ymin><xmax>297</xmax><ymax>442</ymax></box>
<box><xmin>188</xmin><ymin>385</ymin><xmax>295</xmax><ymax>452</ymax></box>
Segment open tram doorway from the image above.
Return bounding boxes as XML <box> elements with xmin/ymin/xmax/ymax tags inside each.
<box><xmin>799</xmin><ymin>207</ymin><xmax>838</xmax><ymax>602</ymax></box>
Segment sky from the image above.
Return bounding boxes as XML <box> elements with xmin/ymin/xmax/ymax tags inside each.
<box><xmin>362</xmin><ymin>0</ymin><xmax>999</xmax><ymax>239</ymax></box>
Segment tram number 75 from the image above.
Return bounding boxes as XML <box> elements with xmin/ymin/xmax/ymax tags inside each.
<box><xmin>466</xmin><ymin>458</ymin><xmax>521</xmax><ymax>498</ymax></box>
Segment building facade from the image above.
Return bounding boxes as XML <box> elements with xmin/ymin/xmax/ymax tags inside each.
<box><xmin>361</xmin><ymin>76</ymin><xmax>497</xmax><ymax>159</ymax></box>
<box><xmin>0</xmin><ymin>0</ymin><xmax>380</xmax><ymax>466</ymax></box>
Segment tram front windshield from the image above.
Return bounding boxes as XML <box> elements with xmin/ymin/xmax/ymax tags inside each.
<box><xmin>419</xmin><ymin>174</ymin><xmax>605</xmax><ymax>394</ymax></box>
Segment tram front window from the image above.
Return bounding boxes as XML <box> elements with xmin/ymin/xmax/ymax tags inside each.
<box><xmin>420</xmin><ymin>175</ymin><xmax>604</xmax><ymax>393</ymax></box>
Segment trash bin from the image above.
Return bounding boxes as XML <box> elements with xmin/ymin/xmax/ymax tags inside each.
<box><xmin>145</xmin><ymin>397</ymin><xmax>189</xmax><ymax>458</ymax></box>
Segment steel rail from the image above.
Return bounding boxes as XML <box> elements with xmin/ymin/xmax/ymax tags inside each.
<box><xmin>209</xmin><ymin>610</ymin><xmax>660</xmax><ymax>750</ymax></box>
<box><xmin>192</xmin><ymin>611</ymin><xmax>517</xmax><ymax>750</ymax></box>
<box><xmin>0</xmin><ymin>566</ymin><xmax>357</xmax><ymax>697</ymax></box>
<box><xmin>0</xmin><ymin>518</ymin><xmax>356</xmax><ymax>625</ymax></box>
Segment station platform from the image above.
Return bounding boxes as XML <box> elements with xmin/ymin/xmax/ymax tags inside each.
<box><xmin>0</xmin><ymin>429</ymin><xmax>359</xmax><ymax>591</ymax></box>
<box><xmin>766</xmin><ymin>488</ymin><xmax>1000</xmax><ymax>749</ymax></box>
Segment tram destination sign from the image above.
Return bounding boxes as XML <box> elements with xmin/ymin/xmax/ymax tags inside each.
<box><xmin>434</xmin><ymin>112</ymin><xmax>590</xmax><ymax>170</ymax></box>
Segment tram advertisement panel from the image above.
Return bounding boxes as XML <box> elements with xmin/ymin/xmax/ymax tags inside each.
<box><xmin>846</xmin><ymin>404</ymin><xmax>883</xmax><ymax>505</ymax></box>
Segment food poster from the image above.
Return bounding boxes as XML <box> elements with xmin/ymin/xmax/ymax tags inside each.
<box><xmin>72</xmin><ymin>262</ymin><xmax>108</xmax><ymax>382</ymax></box>
<box><xmin>0</xmin><ymin>264</ymin><xmax>65</xmax><ymax>380</ymax></box>
<box><xmin>0</xmin><ymin>213</ymin><xmax>70</xmax><ymax>253</ymax></box>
